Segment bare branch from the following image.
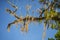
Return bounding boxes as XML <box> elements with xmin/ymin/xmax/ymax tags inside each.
<box><xmin>6</xmin><ymin>8</ymin><xmax>20</xmax><ymax>19</ymax></box>
<box><xmin>7</xmin><ymin>20</ymin><xmax>18</xmax><ymax>32</ymax></box>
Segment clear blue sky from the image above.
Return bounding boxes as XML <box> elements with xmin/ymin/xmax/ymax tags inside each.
<box><xmin>0</xmin><ymin>0</ymin><xmax>57</xmax><ymax>40</ymax></box>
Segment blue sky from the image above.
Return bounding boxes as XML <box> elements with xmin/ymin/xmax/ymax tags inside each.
<box><xmin>0</xmin><ymin>0</ymin><xmax>57</xmax><ymax>40</ymax></box>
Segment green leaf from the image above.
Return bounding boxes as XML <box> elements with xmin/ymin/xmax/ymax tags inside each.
<box><xmin>49</xmin><ymin>10</ymin><xmax>57</xmax><ymax>18</ymax></box>
<box><xmin>48</xmin><ymin>38</ymin><xmax>55</xmax><ymax>40</ymax></box>
<box><xmin>55</xmin><ymin>30</ymin><xmax>60</xmax><ymax>39</ymax></box>
<box><xmin>39</xmin><ymin>0</ymin><xmax>44</xmax><ymax>2</ymax></box>
<box><xmin>38</xmin><ymin>20</ymin><xmax>42</xmax><ymax>23</ymax></box>
<box><xmin>51</xmin><ymin>24</ymin><xmax>56</xmax><ymax>29</ymax></box>
<box><xmin>54</xmin><ymin>0</ymin><xmax>58</xmax><ymax>2</ymax></box>
<box><xmin>44</xmin><ymin>10</ymin><xmax>50</xmax><ymax>20</ymax></box>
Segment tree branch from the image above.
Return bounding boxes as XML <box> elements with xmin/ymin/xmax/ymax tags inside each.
<box><xmin>22</xmin><ymin>16</ymin><xmax>60</xmax><ymax>22</ymax></box>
